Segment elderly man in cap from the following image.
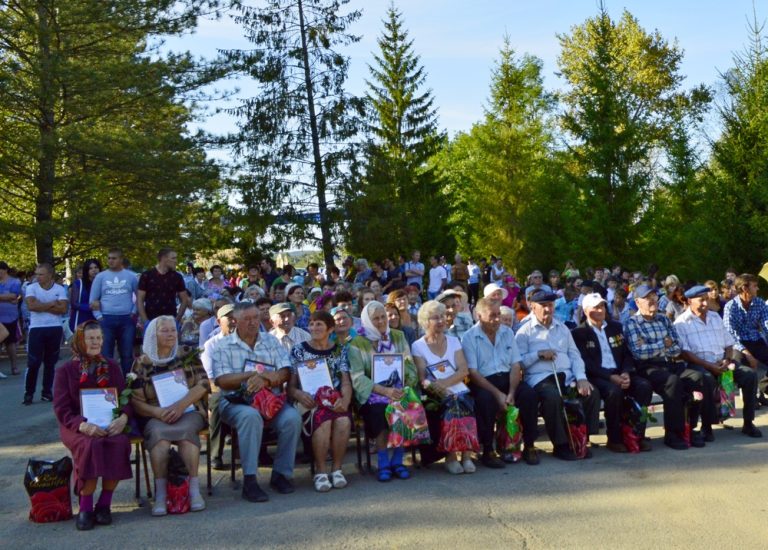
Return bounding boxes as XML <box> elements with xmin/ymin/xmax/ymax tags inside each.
<box><xmin>572</xmin><ymin>293</ymin><xmax>653</xmax><ymax>452</ymax></box>
<box><xmin>437</xmin><ymin>289</ymin><xmax>473</xmax><ymax>339</ymax></box>
<box><xmin>201</xmin><ymin>303</ymin><xmax>237</xmax><ymax>469</ymax></box>
<box><xmin>515</xmin><ymin>290</ymin><xmax>600</xmax><ymax>460</ymax></box>
<box><xmin>463</xmin><ymin>298</ymin><xmax>540</xmax><ymax>466</ymax></box>
<box><xmin>483</xmin><ymin>282</ymin><xmax>509</xmax><ymax>305</ymax></box>
<box><xmin>269</xmin><ymin>302</ymin><xmax>310</xmax><ymax>351</ymax></box>
<box><xmin>675</xmin><ymin>285</ymin><xmax>761</xmax><ymax>438</ymax></box>
<box><xmin>624</xmin><ymin>284</ymin><xmax>707</xmax><ymax>449</ymax></box>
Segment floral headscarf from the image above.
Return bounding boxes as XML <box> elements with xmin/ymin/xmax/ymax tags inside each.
<box><xmin>142</xmin><ymin>316</ymin><xmax>178</xmax><ymax>365</ymax></box>
<box><xmin>72</xmin><ymin>320</ymin><xmax>109</xmax><ymax>387</ymax></box>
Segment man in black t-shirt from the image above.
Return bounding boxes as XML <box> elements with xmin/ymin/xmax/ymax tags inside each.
<box><xmin>138</xmin><ymin>248</ymin><xmax>190</xmax><ymax>326</ymax></box>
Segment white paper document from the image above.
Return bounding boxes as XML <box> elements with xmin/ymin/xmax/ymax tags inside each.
<box><xmin>80</xmin><ymin>388</ymin><xmax>118</xmax><ymax>429</ymax></box>
<box><xmin>152</xmin><ymin>369</ymin><xmax>194</xmax><ymax>413</ymax></box>
<box><xmin>295</xmin><ymin>359</ymin><xmax>333</xmax><ymax>397</ymax></box>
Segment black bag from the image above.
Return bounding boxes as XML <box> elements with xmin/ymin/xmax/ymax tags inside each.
<box><xmin>24</xmin><ymin>457</ymin><xmax>73</xmax><ymax>523</ymax></box>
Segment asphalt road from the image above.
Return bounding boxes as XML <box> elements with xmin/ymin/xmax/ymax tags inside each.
<box><xmin>2</xmin><ymin>353</ymin><xmax>767</xmax><ymax>549</ymax></box>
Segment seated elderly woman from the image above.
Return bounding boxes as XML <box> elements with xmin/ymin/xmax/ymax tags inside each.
<box><xmin>411</xmin><ymin>301</ymin><xmax>475</xmax><ymax>474</ymax></box>
<box><xmin>331</xmin><ymin>306</ymin><xmax>357</xmax><ymax>346</ymax></box>
<box><xmin>130</xmin><ymin>316</ymin><xmax>210</xmax><ymax>516</ymax></box>
<box><xmin>53</xmin><ymin>321</ymin><xmax>132</xmax><ymax>530</ymax></box>
<box><xmin>348</xmin><ymin>301</ymin><xmax>417</xmax><ymax>482</ymax></box>
<box><xmin>180</xmin><ymin>298</ymin><xmax>213</xmax><ymax>348</ymax></box>
<box><xmin>288</xmin><ymin>311</ymin><xmax>353</xmax><ymax>492</ymax></box>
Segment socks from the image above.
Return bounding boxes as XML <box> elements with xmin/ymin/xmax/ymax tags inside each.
<box><xmin>155</xmin><ymin>478</ymin><xmax>167</xmax><ymax>503</ymax></box>
<box><xmin>390</xmin><ymin>446</ymin><xmax>404</xmax><ymax>466</ymax></box>
<box><xmin>189</xmin><ymin>476</ymin><xmax>200</xmax><ymax>497</ymax></box>
<box><xmin>377</xmin><ymin>450</ymin><xmax>390</xmax><ymax>470</ymax></box>
<box><xmin>96</xmin><ymin>489</ymin><xmax>113</xmax><ymax>510</ymax></box>
<box><xmin>79</xmin><ymin>493</ymin><xmax>94</xmax><ymax>513</ymax></box>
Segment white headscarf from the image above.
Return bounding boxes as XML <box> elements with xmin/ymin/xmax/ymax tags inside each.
<box><xmin>143</xmin><ymin>316</ymin><xmax>178</xmax><ymax>365</ymax></box>
<box><xmin>361</xmin><ymin>301</ymin><xmax>390</xmax><ymax>342</ymax></box>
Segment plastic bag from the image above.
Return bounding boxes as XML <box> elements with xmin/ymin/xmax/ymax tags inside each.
<box><xmin>496</xmin><ymin>405</ymin><xmax>522</xmax><ymax>461</ymax></box>
<box><xmin>251</xmin><ymin>388</ymin><xmax>286</xmax><ymax>421</ymax></box>
<box><xmin>563</xmin><ymin>398</ymin><xmax>588</xmax><ymax>459</ymax></box>
<box><xmin>718</xmin><ymin>370</ymin><xmax>737</xmax><ymax>420</ymax></box>
<box><xmin>315</xmin><ymin>386</ymin><xmax>341</xmax><ymax>409</ymax></box>
<box><xmin>438</xmin><ymin>394</ymin><xmax>480</xmax><ymax>453</ymax></box>
<box><xmin>166</xmin><ymin>448</ymin><xmax>190</xmax><ymax>514</ymax></box>
<box><xmin>24</xmin><ymin>457</ymin><xmax>73</xmax><ymax>523</ymax></box>
<box><xmin>385</xmin><ymin>386</ymin><xmax>431</xmax><ymax>448</ymax></box>
<box><xmin>620</xmin><ymin>397</ymin><xmax>644</xmax><ymax>453</ymax></box>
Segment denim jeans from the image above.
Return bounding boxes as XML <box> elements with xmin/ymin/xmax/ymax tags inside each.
<box><xmin>25</xmin><ymin>326</ymin><xmax>63</xmax><ymax>398</ymax></box>
<box><xmin>100</xmin><ymin>314</ymin><xmax>136</xmax><ymax>375</ymax></box>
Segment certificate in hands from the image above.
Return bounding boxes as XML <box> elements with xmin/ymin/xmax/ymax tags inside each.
<box><xmin>152</xmin><ymin>369</ymin><xmax>194</xmax><ymax>413</ymax></box>
<box><xmin>427</xmin><ymin>360</ymin><xmax>469</xmax><ymax>395</ymax></box>
<box><xmin>243</xmin><ymin>360</ymin><xmax>276</xmax><ymax>374</ymax></box>
<box><xmin>372</xmin><ymin>353</ymin><xmax>404</xmax><ymax>387</ymax></box>
<box><xmin>80</xmin><ymin>388</ymin><xmax>118</xmax><ymax>429</ymax></box>
<box><xmin>295</xmin><ymin>359</ymin><xmax>333</xmax><ymax>397</ymax></box>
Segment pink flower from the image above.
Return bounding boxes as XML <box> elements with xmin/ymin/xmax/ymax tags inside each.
<box><xmin>693</xmin><ymin>391</ymin><xmax>703</xmax><ymax>402</ymax></box>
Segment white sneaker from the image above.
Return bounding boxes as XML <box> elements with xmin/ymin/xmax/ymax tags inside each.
<box><xmin>330</xmin><ymin>470</ymin><xmax>347</xmax><ymax>489</ymax></box>
<box><xmin>190</xmin><ymin>493</ymin><xmax>206</xmax><ymax>512</ymax></box>
<box><xmin>462</xmin><ymin>458</ymin><xmax>476</xmax><ymax>474</ymax></box>
<box><xmin>151</xmin><ymin>500</ymin><xmax>167</xmax><ymax>516</ymax></box>
<box><xmin>0</xmin><ymin>372</ymin><xmax>7</xmax><ymax>379</ymax></box>
<box><xmin>445</xmin><ymin>460</ymin><xmax>464</xmax><ymax>475</ymax></box>
<box><xmin>313</xmin><ymin>473</ymin><xmax>332</xmax><ymax>493</ymax></box>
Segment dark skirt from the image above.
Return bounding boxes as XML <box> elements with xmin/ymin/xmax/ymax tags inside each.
<box><xmin>359</xmin><ymin>403</ymin><xmax>389</xmax><ymax>439</ymax></box>
<box><xmin>143</xmin><ymin>412</ymin><xmax>206</xmax><ymax>451</ymax></box>
<box><xmin>59</xmin><ymin>426</ymin><xmax>132</xmax><ymax>494</ymax></box>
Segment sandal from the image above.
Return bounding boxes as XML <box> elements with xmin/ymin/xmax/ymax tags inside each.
<box><xmin>376</xmin><ymin>466</ymin><xmax>393</xmax><ymax>482</ymax></box>
<box><xmin>391</xmin><ymin>463</ymin><xmax>410</xmax><ymax>480</ymax></box>
<box><xmin>330</xmin><ymin>470</ymin><xmax>347</xmax><ymax>489</ymax></box>
<box><xmin>313</xmin><ymin>473</ymin><xmax>332</xmax><ymax>493</ymax></box>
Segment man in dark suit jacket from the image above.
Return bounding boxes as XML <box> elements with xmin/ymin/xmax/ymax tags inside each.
<box><xmin>572</xmin><ymin>293</ymin><xmax>653</xmax><ymax>452</ymax></box>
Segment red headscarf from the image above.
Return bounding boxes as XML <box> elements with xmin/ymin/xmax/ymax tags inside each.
<box><xmin>72</xmin><ymin>320</ymin><xmax>110</xmax><ymax>387</ymax></box>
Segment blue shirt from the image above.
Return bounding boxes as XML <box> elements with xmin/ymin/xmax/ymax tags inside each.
<box><xmin>461</xmin><ymin>322</ymin><xmax>522</xmax><ymax>378</ymax></box>
<box><xmin>90</xmin><ymin>269</ymin><xmax>138</xmax><ymax>316</ymax></box>
<box><xmin>623</xmin><ymin>312</ymin><xmax>682</xmax><ymax>361</ymax></box>
<box><xmin>723</xmin><ymin>296</ymin><xmax>768</xmax><ymax>352</ymax></box>
<box><xmin>0</xmin><ymin>276</ymin><xmax>21</xmax><ymax>323</ymax></box>
<box><xmin>514</xmin><ymin>316</ymin><xmax>586</xmax><ymax>387</ymax></box>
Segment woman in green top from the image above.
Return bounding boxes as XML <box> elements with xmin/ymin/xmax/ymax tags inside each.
<box><xmin>348</xmin><ymin>301</ymin><xmax>417</xmax><ymax>482</ymax></box>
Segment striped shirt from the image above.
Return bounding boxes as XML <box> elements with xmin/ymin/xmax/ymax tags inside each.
<box><xmin>675</xmin><ymin>308</ymin><xmax>735</xmax><ymax>364</ymax></box>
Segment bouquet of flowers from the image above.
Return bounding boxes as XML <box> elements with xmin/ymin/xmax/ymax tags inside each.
<box><xmin>495</xmin><ymin>405</ymin><xmax>522</xmax><ymax>462</ymax></box>
<box><xmin>437</xmin><ymin>393</ymin><xmax>479</xmax><ymax>453</ymax></box>
<box><xmin>385</xmin><ymin>386</ymin><xmax>431</xmax><ymax>448</ymax></box>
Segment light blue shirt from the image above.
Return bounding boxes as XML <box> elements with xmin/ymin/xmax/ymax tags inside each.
<box><xmin>591</xmin><ymin>322</ymin><xmax>618</xmax><ymax>371</ymax></box>
<box><xmin>514</xmin><ymin>316</ymin><xmax>586</xmax><ymax>387</ymax></box>
<box><xmin>90</xmin><ymin>269</ymin><xmax>138</xmax><ymax>316</ymax></box>
<box><xmin>461</xmin><ymin>323</ymin><xmax>522</xmax><ymax>378</ymax></box>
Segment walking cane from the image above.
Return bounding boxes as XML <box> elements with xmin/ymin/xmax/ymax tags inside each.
<box><xmin>550</xmin><ymin>360</ymin><xmax>578</xmax><ymax>455</ymax></box>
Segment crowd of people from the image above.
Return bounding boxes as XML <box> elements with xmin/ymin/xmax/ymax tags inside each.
<box><xmin>3</xmin><ymin>248</ymin><xmax>768</xmax><ymax>531</ymax></box>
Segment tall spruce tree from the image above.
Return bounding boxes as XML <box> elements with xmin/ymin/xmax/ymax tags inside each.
<box><xmin>224</xmin><ymin>0</ymin><xmax>364</xmax><ymax>270</ymax></box>
<box><xmin>0</xmin><ymin>0</ymin><xmax>226</xmax><ymax>268</ymax></box>
<box><xmin>345</xmin><ymin>5</ymin><xmax>448</xmax><ymax>258</ymax></box>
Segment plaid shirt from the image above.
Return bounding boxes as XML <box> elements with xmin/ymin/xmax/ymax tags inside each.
<box><xmin>723</xmin><ymin>296</ymin><xmax>768</xmax><ymax>352</ymax></box>
<box><xmin>623</xmin><ymin>312</ymin><xmax>682</xmax><ymax>361</ymax></box>
<box><xmin>210</xmin><ymin>330</ymin><xmax>291</xmax><ymax>395</ymax></box>
<box><xmin>675</xmin><ymin>308</ymin><xmax>735</xmax><ymax>364</ymax></box>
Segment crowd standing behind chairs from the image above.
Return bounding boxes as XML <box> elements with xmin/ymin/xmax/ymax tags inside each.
<box><xmin>2</xmin><ymin>248</ymin><xmax>767</xmax><ymax>530</ymax></box>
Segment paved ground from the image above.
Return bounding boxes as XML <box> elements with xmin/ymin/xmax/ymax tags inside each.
<box><xmin>2</xmin><ymin>353</ymin><xmax>768</xmax><ymax>549</ymax></box>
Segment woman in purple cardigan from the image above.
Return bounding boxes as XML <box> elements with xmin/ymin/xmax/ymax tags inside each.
<box><xmin>53</xmin><ymin>320</ymin><xmax>133</xmax><ymax>531</ymax></box>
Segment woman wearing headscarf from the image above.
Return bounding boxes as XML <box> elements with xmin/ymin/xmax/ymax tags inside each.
<box><xmin>130</xmin><ymin>316</ymin><xmax>210</xmax><ymax>516</ymax></box>
<box><xmin>53</xmin><ymin>321</ymin><xmax>132</xmax><ymax>530</ymax></box>
<box><xmin>69</xmin><ymin>259</ymin><xmax>101</xmax><ymax>332</ymax></box>
<box><xmin>348</xmin><ymin>301</ymin><xmax>417</xmax><ymax>482</ymax></box>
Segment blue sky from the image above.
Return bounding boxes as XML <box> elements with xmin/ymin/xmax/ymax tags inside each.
<box><xmin>170</xmin><ymin>0</ymin><xmax>763</xmax><ymax>142</ymax></box>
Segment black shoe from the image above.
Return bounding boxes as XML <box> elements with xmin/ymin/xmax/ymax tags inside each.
<box><xmin>76</xmin><ymin>511</ymin><xmax>95</xmax><ymax>531</ymax></box>
<box><xmin>702</xmin><ymin>428</ymin><xmax>715</xmax><ymax>442</ymax></box>
<box><xmin>242</xmin><ymin>478</ymin><xmax>269</xmax><ymax>503</ymax></box>
<box><xmin>664</xmin><ymin>433</ymin><xmax>688</xmax><ymax>450</ymax></box>
<box><xmin>41</xmin><ymin>394</ymin><xmax>53</xmax><ymax>402</ymax></box>
<box><xmin>522</xmin><ymin>447</ymin><xmax>540</xmax><ymax>466</ymax></box>
<box><xmin>758</xmin><ymin>393</ymin><xmax>768</xmax><ymax>407</ymax></box>
<box><xmin>690</xmin><ymin>431</ymin><xmax>706</xmax><ymax>448</ymax></box>
<box><xmin>212</xmin><ymin>457</ymin><xmax>229</xmax><ymax>471</ymax></box>
<box><xmin>553</xmin><ymin>445</ymin><xmax>578</xmax><ymax>461</ymax></box>
<box><xmin>742</xmin><ymin>423</ymin><xmax>763</xmax><ymax>438</ymax></box>
<box><xmin>269</xmin><ymin>472</ymin><xmax>295</xmax><ymax>494</ymax></box>
<box><xmin>94</xmin><ymin>506</ymin><xmax>112</xmax><ymax>525</ymax></box>
<box><xmin>501</xmin><ymin>451</ymin><xmax>518</xmax><ymax>464</ymax></box>
<box><xmin>480</xmin><ymin>451</ymin><xmax>505</xmax><ymax>469</ymax></box>
<box><xmin>22</xmin><ymin>394</ymin><xmax>33</xmax><ymax>406</ymax></box>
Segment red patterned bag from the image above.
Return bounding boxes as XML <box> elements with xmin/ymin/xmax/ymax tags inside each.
<box><xmin>438</xmin><ymin>394</ymin><xmax>480</xmax><ymax>453</ymax></box>
<box><xmin>166</xmin><ymin>478</ymin><xmax>190</xmax><ymax>514</ymax></box>
<box><xmin>24</xmin><ymin>457</ymin><xmax>73</xmax><ymax>523</ymax></box>
<box><xmin>251</xmin><ymin>388</ymin><xmax>287</xmax><ymax>421</ymax></box>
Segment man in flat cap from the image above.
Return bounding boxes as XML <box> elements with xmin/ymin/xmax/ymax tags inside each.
<box><xmin>572</xmin><ymin>293</ymin><xmax>653</xmax><ymax>452</ymax></box>
<box><xmin>624</xmin><ymin>284</ymin><xmax>707</xmax><ymax>449</ymax></box>
<box><xmin>675</xmin><ymin>285</ymin><xmax>761</xmax><ymax>439</ymax></box>
<box><xmin>269</xmin><ymin>302</ymin><xmax>310</xmax><ymax>351</ymax></box>
<box><xmin>515</xmin><ymin>290</ymin><xmax>600</xmax><ymax>460</ymax></box>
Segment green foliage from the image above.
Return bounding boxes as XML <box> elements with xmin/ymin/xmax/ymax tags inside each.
<box><xmin>0</xmin><ymin>0</ymin><xmax>227</xmax><ymax>269</ymax></box>
<box><xmin>345</xmin><ymin>5</ymin><xmax>450</xmax><ymax>259</ymax></box>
